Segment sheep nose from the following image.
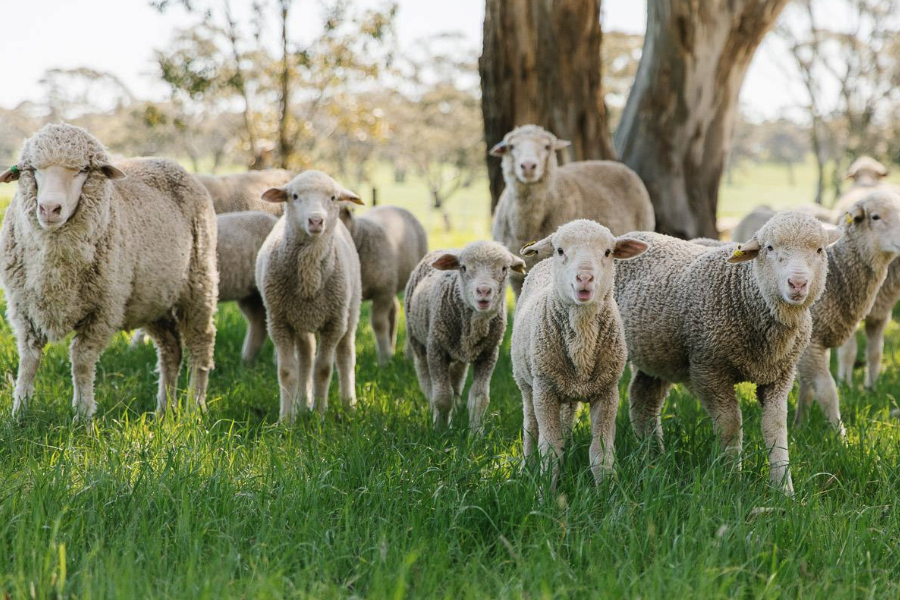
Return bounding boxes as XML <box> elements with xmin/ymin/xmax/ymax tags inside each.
<box><xmin>788</xmin><ymin>277</ymin><xmax>808</xmax><ymax>293</ymax></box>
<box><xmin>576</xmin><ymin>272</ymin><xmax>594</xmax><ymax>285</ymax></box>
<box><xmin>520</xmin><ymin>161</ymin><xmax>537</xmax><ymax>173</ymax></box>
<box><xmin>308</xmin><ymin>216</ymin><xmax>324</xmax><ymax>228</ymax></box>
<box><xmin>476</xmin><ymin>285</ymin><xmax>492</xmax><ymax>298</ymax></box>
<box><xmin>39</xmin><ymin>203</ymin><xmax>62</xmax><ymax>217</ymax></box>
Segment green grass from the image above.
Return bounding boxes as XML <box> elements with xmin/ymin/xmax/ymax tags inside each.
<box><xmin>1</xmin><ymin>162</ymin><xmax>899</xmax><ymax>599</ymax></box>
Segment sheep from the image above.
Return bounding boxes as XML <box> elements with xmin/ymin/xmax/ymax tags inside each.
<box><xmin>255</xmin><ymin>170</ymin><xmax>364</xmax><ymax>422</ymax></box>
<box><xmin>512</xmin><ymin>219</ymin><xmax>648</xmax><ymax>488</ymax></box>
<box><xmin>197</xmin><ymin>169</ymin><xmax>293</xmax><ymax>216</ymax></box>
<box><xmin>0</xmin><ymin>123</ymin><xmax>217</xmax><ymax>421</ymax></box>
<box><xmin>216</xmin><ymin>211</ymin><xmax>279</xmax><ymax>362</ymax></box>
<box><xmin>339</xmin><ymin>205</ymin><xmax>428</xmax><ymax>364</ymax></box>
<box><xmin>405</xmin><ymin>241</ymin><xmax>525</xmax><ymax>431</ymax></box>
<box><xmin>732</xmin><ymin>204</ymin><xmax>834</xmax><ymax>242</ymax></box>
<box><xmin>490</xmin><ymin>124</ymin><xmax>655</xmax><ymax>296</ymax></box>
<box><xmin>795</xmin><ymin>191</ymin><xmax>900</xmax><ymax>434</ymax></box>
<box><xmin>614</xmin><ymin>212</ymin><xmax>843</xmax><ymax>495</ymax></box>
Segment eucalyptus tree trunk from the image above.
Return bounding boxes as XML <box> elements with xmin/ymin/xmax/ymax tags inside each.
<box><xmin>480</xmin><ymin>0</ymin><xmax>615</xmax><ymax>212</ymax></box>
<box><xmin>615</xmin><ymin>0</ymin><xmax>790</xmax><ymax>238</ymax></box>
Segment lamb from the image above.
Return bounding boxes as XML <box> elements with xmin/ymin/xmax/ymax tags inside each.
<box><xmin>255</xmin><ymin>170</ymin><xmax>364</xmax><ymax>421</ymax></box>
<box><xmin>490</xmin><ymin>124</ymin><xmax>655</xmax><ymax>296</ymax></box>
<box><xmin>197</xmin><ymin>169</ymin><xmax>292</xmax><ymax>216</ymax></box>
<box><xmin>795</xmin><ymin>191</ymin><xmax>900</xmax><ymax>434</ymax></box>
<box><xmin>732</xmin><ymin>204</ymin><xmax>834</xmax><ymax>242</ymax></box>
<box><xmin>216</xmin><ymin>211</ymin><xmax>279</xmax><ymax>362</ymax></box>
<box><xmin>339</xmin><ymin>205</ymin><xmax>428</xmax><ymax>364</ymax></box>
<box><xmin>614</xmin><ymin>212</ymin><xmax>843</xmax><ymax>495</ymax></box>
<box><xmin>405</xmin><ymin>241</ymin><xmax>525</xmax><ymax>431</ymax></box>
<box><xmin>0</xmin><ymin>123</ymin><xmax>218</xmax><ymax>420</ymax></box>
<box><xmin>512</xmin><ymin>220</ymin><xmax>647</xmax><ymax>488</ymax></box>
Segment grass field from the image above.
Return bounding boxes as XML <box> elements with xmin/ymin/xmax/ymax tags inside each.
<box><xmin>1</xmin><ymin>162</ymin><xmax>899</xmax><ymax>599</ymax></box>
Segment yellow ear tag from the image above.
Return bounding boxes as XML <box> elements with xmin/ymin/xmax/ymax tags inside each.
<box><xmin>845</xmin><ymin>213</ymin><xmax>853</xmax><ymax>225</ymax></box>
<box><xmin>520</xmin><ymin>241</ymin><xmax>537</xmax><ymax>254</ymax></box>
<box><xmin>732</xmin><ymin>248</ymin><xmax>744</xmax><ymax>258</ymax></box>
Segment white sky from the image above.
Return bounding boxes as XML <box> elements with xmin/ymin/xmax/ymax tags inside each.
<box><xmin>0</xmin><ymin>0</ymin><xmax>807</xmax><ymax>120</ymax></box>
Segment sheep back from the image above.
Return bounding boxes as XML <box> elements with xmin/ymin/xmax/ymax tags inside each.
<box><xmin>198</xmin><ymin>169</ymin><xmax>292</xmax><ymax>216</ymax></box>
<box><xmin>217</xmin><ymin>211</ymin><xmax>278</xmax><ymax>302</ymax></box>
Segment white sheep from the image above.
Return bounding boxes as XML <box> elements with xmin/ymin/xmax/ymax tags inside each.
<box><xmin>731</xmin><ymin>204</ymin><xmax>834</xmax><ymax>243</ymax></box>
<box><xmin>795</xmin><ymin>191</ymin><xmax>900</xmax><ymax>434</ymax></box>
<box><xmin>197</xmin><ymin>169</ymin><xmax>293</xmax><ymax>216</ymax></box>
<box><xmin>614</xmin><ymin>212</ymin><xmax>843</xmax><ymax>495</ymax></box>
<box><xmin>255</xmin><ymin>170</ymin><xmax>364</xmax><ymax>421</ymax></box>
<box><xmin>339</xmin><ymin>205</ymin><xmax>428</xmax><ymax>364</ymax></box>
<box><xmin>512</xmin><ymin>219</ymin><xmax>647</xmax><ymax>488</ymax></box>
<box><xmin>0</xmin><ymin>123</ymin><xmax>218</xmax><ymax>420</ymax></box>
<box><xmin>490</xmin><ymin>124</ymin><xmax>655</xmax><ymax>296</ymax></box>
<box><xmin>405</xmin><ymin>242</ymin><xmax>525</xmax><ymax>431</ymax></box>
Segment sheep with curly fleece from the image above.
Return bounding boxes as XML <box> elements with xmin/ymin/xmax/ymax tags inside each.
<box><xmin>491</xmin><ymin>124</ymin><xmax>655</xmax><ymax>296</ymax></box>
<box><xmin>405</xmin><ymin>242</ymin><xmax>525</xmax><ymax>431</ymax></box>
<box><xmin>0</xmin><ymin>123</ymin><xmax>218</xmax><ymax>421</ymax></box>
<box><xmin>340</xmin><ymin>205</ymin><xmax>428</xmax><ymax>364</ymax></box>
<box><xmin>197</xmin><ymin>169</ymin><xmax>293</xmax><ymax>216</ymax></box>
<box><xmin>795</xmin><ymin>191</ymin><xmax>900</xmax><ymax>434</ymax></box>
<box><xmin>256</xmin><ymin>170</ymin><xmax>364</xmax><ymax>421</ymax></box>
<box><xmin>512</xmin><ymin>220</ymin><xmax>647</xmax><ymax>488</ymax></box>
<box><xmin>614</xmin><ymin>212</ymin><xmax>842</xmax><ymax>495</ymax></box>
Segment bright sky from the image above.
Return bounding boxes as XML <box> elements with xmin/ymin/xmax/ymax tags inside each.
<box><xmin>0</xmin><ymin>0</ymin><xmax>802</xmax><ymax>120</ymax></box>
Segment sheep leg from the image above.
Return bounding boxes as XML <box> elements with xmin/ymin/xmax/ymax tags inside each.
<box><xmin>520</xmin><ymin>381</ymin><xmax>538</xmax><ymax>467</ymax></box>
<box><xmin>409</xmin><ymin>338</ymin><xmax>432</xmax><ymax>401</ymax></box>
<box><xmin>144</xmin><ymin>317</ymin><xmax>183</xmax><ymax>415</ymax></box>
<box><xmin>796</xmin><ymin>344</ymin><xmax>845</xmax><ymax>436</ymax></box>
<box><xmin>628</xmin><ymin>369</ymin><xmax>670</xmax><ymax>450</ymax></box>
<box><xmin>836</xmin><ymin>329</ymin><xmax>858</xmax><ymax>386</ymax></box>
<box><xmin>312</xmin><ymin>329</ymin><xmax>340</xmax><ymax>415</ymax></box>
<box><xmin>69</xmin><ymin>333</ymin><xmax>111</xmax><ymax>423</ymax></box>
<box><xmin>589</xmin><ymin>386</ymin><xmax>619</xmax><ymax>484</ymax></box>
<box><xmin>178</xmin><ymin>306</ymin><xmax>216</xmax><ymax>412</ymax></box>
<box><xmin>370</xmin><ymin>295</ymin><xmax>395</xmax><ymax>365</ymax></box>
<box><xmin>387</xmin><ymin>296</ymin><xmax>400</xmax><ymax>356</ymax></box>
<box><xmin>692</xmin><ymin>374</ymin><xmax>743</xmax><ymax>465</ymax></box>
<box><xmin>130</xmin><ymin>329</ymin><xmax>147</xmax><ymax>349</ymax></box>
<box><xmin>426</xmin><ymin>345</ymin><xmax>454</xmax><ymax>429</ymax></box>
<box><xmin>295</xmin><ymin>333</ymin><xmax>315</xmax><ymax>414</ymax></box>
<box><xmin>864</xmin><ymin>315</ymin><xmax>889</xmax><ymax>389</ymax></box>
<box><xmin>560</xmin><ymin>402</ymin><xmax>579</xmax><ymax>438</ymax></box>
<box><xmin>532</xmin><ymin>379</ymin><xmax>564</xmax><ymax>491</ymax></box>
<box><xmin>335</xmin><ymin>328</ymin><xmax>357</xmax><ymax>412</ymax></box>
<box><xmin>468</xmin><ymin>349</ymin><xmax>498</xmax><ymax>434</ymax></box>
<box><xmin>450</xmin><ymin>361</ymin><xmax>469</xmax><ymax>400</ymax></box>
<box><xmin>757</xmin><ymin>378</ymin><xmax>795</xmax><ymax>496</ymax></box>
<box><xmin>12</xmin><ymin>329</ymin><xmax>46</xmax><ymax>417</ymax></box>
<box><xmin>237</xmin><ymin>293</ymin><xmax>268</xmax><ymax>363</ymax></box>
<box><xmin>273</xmin><ymin>327</ymin><xmax>300</xmax><ymax>423</ymax></box>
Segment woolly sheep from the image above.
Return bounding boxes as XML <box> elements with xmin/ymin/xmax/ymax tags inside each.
<box><xmin>255</xmin><ymin>170</ymin><xmax>364</xmax><ymax>421</ymax></box>
<box><xmin>340</xmin><ymin>205</ymin><xmax>428</xmax><ymax>364</ymax></box>
<box><xmin>197</xmin><ymin>169</ymin><xmax>292</xmax><ymax>216</ymax></box>
<box><xmin>405</xmin><ymin>242</ymin><xmax>525</xmax><ymax>431</ymax></box>
<box><xmin>512</xmin><ymin>219</ymin><xmax>647</xmax><ymax>488</ymax></box>
<box><xmin>490</xmin><ymin>124</ymin><xmax>655</xmax><ymax>296</ymax></box>
<box><xmin>732</xmin><ymin>204</ymin><xmax>834</xmax><ymax>242</ymax></box>
<box><xmin>216</xmin><ymin>211</ymin><xmax>279</xmax><ymax>362</ymax></box>
<box><xmin>614</xmin><ymin>212</ymin><xmax>843</xmax><ymax>495</ymax></box>
<box><xmin>795</xmin><ymin>191</ymin><xmax>900</xmax><ymax>434</ymax></box>
<box><xmin>0</xmin><ymin>124</ymin><xmax>218</xmax><ymax>420</ymax></box>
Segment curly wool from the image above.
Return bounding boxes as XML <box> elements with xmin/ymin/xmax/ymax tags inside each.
<box><xmin>198</xmin><ymin>169</ymin><xmax>292</xmax><ymax>216</ymax></box>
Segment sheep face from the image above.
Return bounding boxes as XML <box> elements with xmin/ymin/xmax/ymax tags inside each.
<box><xmin>432</xmin><ymin>241</ymin><xmax>526</xmax><ymax>313</ymax></box>
<box><xmin>262</xmin><ymin>170</ymin><xmax>362</xmax><ymax>237</ymax></box>
<box><xmin>842</xmin><ymin>192</ymin><xmax>900</xmax><ymax>259</ymax></box>
<box><xmin>729</xmin><ymin>212</ymin><xmax>842</xmax><ymax>308</ymax></box>
<box><xmin>521</xmin><ymin>220</ymin><xmax>648</xmax><ymax>306</ymax></box>
<box><xmin>490</xmin><ymin>125</ymin><xmax>570</xmax><ymax>185</ymax></box>
<box><xmin>845</xmin><ymin>156</ymin><xmax>888</xmax><ymax>186</ymax></box>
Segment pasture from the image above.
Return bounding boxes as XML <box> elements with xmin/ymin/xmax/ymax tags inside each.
<box><xmin>1</xmin><ymin>162</ymin><xmax>899</xmax><ymax>599</ymax></box>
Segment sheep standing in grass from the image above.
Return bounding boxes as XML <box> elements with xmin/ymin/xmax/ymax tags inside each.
<box><xmin>256</xmin><ymin>171</ymin><xmax>363</xmax><ymax>421</ymax></box>
<box><xmin>795</xmin><ymin>191</ymin><xmax>900</xmax><ymax>434</ymax></box>
<box><xmin>198</xmin><ymin>169</ymin><xmax>292</xmax><ymax>216</ymax></box>
<box><xmin>217</xmin><ymin>211</ymin><xmax>279</xmax><ymax>362</ymax></box>
<box><xmin>340</xmin><ymin>205</ymin><xmax>428</xmax><ymax>364</ymax></box>
<box><xmin>512</xmin><ymin>220</ymin><xmax>647</xmax><ymax>487</ymax></box>
<box><xmin>614</xmin><ymin>212</ymin><xmax>843</xmax><ymax>495</ymax></box>
<box><xmin>405</xmin><ymin>242</ymin><xmax>525</xmax><ymax>431</ymax></box>
<box><xmin>0</xmin><ymin>124</ymin><xmax>217</xmax><ymax>420</ymax></box>
<box><xmin>491</xmin><ymin>124</ymin><xmax>655</xmax><ymax>296</ymax></box>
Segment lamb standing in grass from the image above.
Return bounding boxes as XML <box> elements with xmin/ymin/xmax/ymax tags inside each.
<box><xmin>614</xmin><ymin>212</ymin><xmax>843</xmax><ymax>495</ymax></box>
<box><xmin>512</xmin><ymin>220</ymin><xmax>647</xmax><ymax>487</ymax></box>
<box><xmin>405</xmin><ymin>241</ymin><xmax>525</xmax><ymax>431</ymax></box>
<box><xmin>340</xmin><ymin>205</ymin><xmax>428</xmax><ymax>364</ymax></box>
<box><xmin>0</xmin><ymin>123</ymin><xmax>218</xmax><ymax>420</ymax></box>
<box><xmin>256</xmin><ymin>171</ymin><xmax>364</xmax><ymax>421</ymax></box>
<box><xmin>491</xmin><ymin>124</ymin><xmax>655</xmax><ymax>296</ymax></box>
<box><xmin>198</xmin><ymin>169</ymin><xmax>292</xmax><ymax>216</ymax></box>
<box><xmin>795</xmin><ymin>191</ymin><xmax>900</xmax><ymax>434</ymax></box>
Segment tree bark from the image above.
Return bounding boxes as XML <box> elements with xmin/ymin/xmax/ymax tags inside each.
<box><xmin>278</xmin><ymin>0</ymin><xmax>292</xmax><ymax>169</ymax></box>
<box><xmin>615</xmin><ymin>0</ymin><xmax>790</xmax><ymax>239</ymax></box>
<box><xmin>480</xmin><ymin>0</ymin><xmax>616</xmax><ymax>212</ymax></box>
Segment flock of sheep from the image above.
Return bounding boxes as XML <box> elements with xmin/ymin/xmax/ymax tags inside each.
<box><xmin>2</xmin><ymin>122</ymin><xmax>900</xmax><ymax>497</ymax></box>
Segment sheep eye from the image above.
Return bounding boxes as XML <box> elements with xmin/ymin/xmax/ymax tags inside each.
<box><xmin>79</xmin><ymin>167</ymin><xmax>90</xmax><ymax>174</ymax></box>
<box><xmin>766</xmin><ymin>245</ymin><xmax>774</xmax><ymax>252</ymax></box>
<box><xmin>509</xmin><ymin>144</ymin><xmax>515</xmax><ymax>151</ymax></box>
<box><xmin>502</xmin><ymin>265</ymin><xmax>508</xmax><ymax>274</ymax></box>
<box><xmin>292</xmin><ymin>193</ymin><xmax>299</xmax><ymax>200</ymax></box>
<box><xmin>556</xmin><ymin>247</ymin><xmax>564</xmax><ymax>256</ymax></box>
<box><xmin>331</xmin><ymin>195</ymin><xmax>336</xmax><ymax>201</ymax></box>
<box><xmin>545</xmin><ymin>144</ymin><xmax>551</xmax><ymax>151</ymax></box>
<box><xmin>817</xmin><ymin>247</ymin><xmax>823</xmax><ymax>254</ymax></box>
<box><xmin>460</xmin><ymin>265</ymin><xmax>467</xmax><ymax>273</ymax></box>
<box><xmin>872</xmin><ymin>215</ymin><xmax>881</xmax><ymax>221</ymax></box>
<box><xmin>605</xmin><ymin>249</ymin><xmax>611</xmax><ymax>257</ymax></box>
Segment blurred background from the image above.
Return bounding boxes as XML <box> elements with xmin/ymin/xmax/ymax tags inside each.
<box><xmin>2</xmin><ymin>0</ymin><xmax>899</xmax><ymax>242</ymax></box>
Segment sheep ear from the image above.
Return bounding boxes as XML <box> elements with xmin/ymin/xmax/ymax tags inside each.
<box><xmin>613</xmin><ymin>237</ymin><xmax>649</xmax><ymax>260</ymax></box>
<box><xmin>340</xmin><ymin>188</ymin><xmax>364</xmax><ymax>205</ymax></box>
<box><xmin>261</xmin><ymin>187</ymin><xmax>288</xmax><ymax>203</ymax></box>
<box><xmin>845</xmin><ymin>204</ymin><xmax>865</xmax><ymax>225</ymax></box>
<box><xmin>553</xmin><ymin>139</ymin><xmax>572</xmax><ymax>151</ymax></box>
<box><xmin>0</xmin><ymin>166</ymin><xmax>20</xmax><ymax>183</ymax></box>
<box><xmin>489</xmin><ymin>141</ymin><xmax>508</xmax><ymax>157</ymax></box>
<box><xmin>509</xmin><ymin>255</ymin><xmax>527</xmax><ymax>274</ymax></box>
<box><xmin>727</xmin><ymin>238</ymin><xmax>761</xmax><ymax>264</ymax></box>
<box><xmin>825</xmin><ymin>226</ymin><xmax>843</xmax><ymax>247</ymax></box>
<box><xmin>520</xmin><ymin>236</ymin><xmax>553</xmax><ymax>257</ymax></box>
<box><xmin>100</xmin><ymin>164</ymin><xmax>127</xmax><ymax>180</ymax></box>
<box><xmin>432</xmin><ymin>253</ymin><xmax>460</xmax><ymax>271</ymax></box>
